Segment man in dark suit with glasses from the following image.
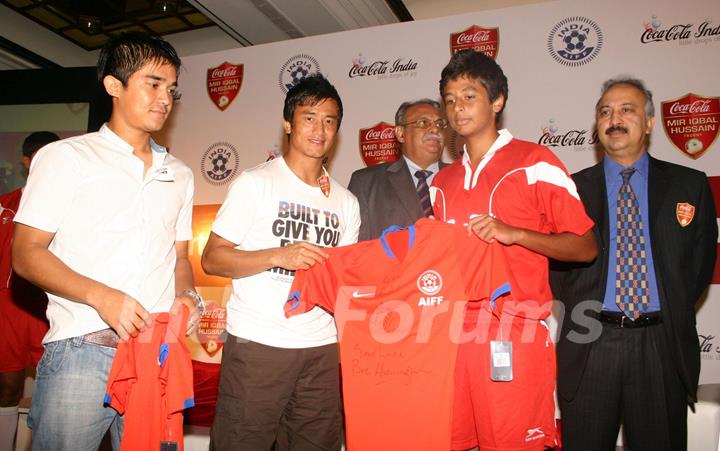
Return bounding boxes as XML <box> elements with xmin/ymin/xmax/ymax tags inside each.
<box><xmin>349</xmin><ymin>99</ymin><xmax>447</xmax><ymax>240</ymax></box>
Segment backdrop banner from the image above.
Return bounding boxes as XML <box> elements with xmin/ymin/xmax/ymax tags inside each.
<box><xmin>169</xmin><ymin>0</ymin><xmax>720</xmax><ymax>383</ymax></box>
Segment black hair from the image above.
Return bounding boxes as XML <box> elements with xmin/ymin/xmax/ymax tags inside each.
<box><xmin>96</xmin><ymin>32</ymin><xmax>181</xmax><ymax>86</ymax></box>
<box><xmin>439</xmin><ymin>50</ymin><xmax>509</xmax><ymax>117</ymax></box>
<box><xmin>22</xmin><ymin>131</ymin><xmax>60</xmax><ymax>157</ymax></box>
<box><xmin>283</xmin><ymin>74</ymin><xmax>343</xmax><ymax>129</ymax></box>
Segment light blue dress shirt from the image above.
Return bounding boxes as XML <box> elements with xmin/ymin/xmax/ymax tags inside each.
<box><xmin>602</xmin><ymin>153</ymin><xmax>661</xmax><ymax>313</ymax></box>
<box><xmin>403</xmin><ymin>156</ymin><xmax>440</xmax><ymax>187</ymax></box>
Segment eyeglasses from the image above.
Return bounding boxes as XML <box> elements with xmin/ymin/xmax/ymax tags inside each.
<box><xmin>399</xmin><ymin>118</ymin><xmax>449</xmax><ymax>129</ymax></box>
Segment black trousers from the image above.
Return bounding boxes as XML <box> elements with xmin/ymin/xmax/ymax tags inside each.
<box><xmin>560</xmin><ymin>322</ymin><xmax>688</xmax><ymax>451</ymax></box>
<box><xmin>210</xmin><ymin>335</ymin><xmax>342</xmax><ymax>451</ymax></box>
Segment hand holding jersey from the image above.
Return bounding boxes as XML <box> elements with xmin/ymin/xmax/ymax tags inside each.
<box><xmin>90</xmin><ymin>288</ymin><xmax>152</xmax><ymax>341</ymax></box>
<box><xmin>467</xmin><ymin>214</ymin><xmax>521</xmax><ymax>244</ymax></box>
<box><xmin>270</xmin><ymin>241</ymin><xmax>329</xmax><ymax>271</ymax></box>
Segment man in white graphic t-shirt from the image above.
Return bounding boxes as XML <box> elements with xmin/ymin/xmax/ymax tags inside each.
<box><xmin>202</xmin><ymin>73</ymin><xmax>360</xmax><ymax>450</ymax></box>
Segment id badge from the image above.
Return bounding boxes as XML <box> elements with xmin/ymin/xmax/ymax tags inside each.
<box><xmin>160</xmin><ymin>441</ymin><xmax>178</xmax><ymax>451</ymax></box>
<box><xmin>490</xmin><ymin>340</ymin><xmax>513</xmax><ymax>381</ymax></box>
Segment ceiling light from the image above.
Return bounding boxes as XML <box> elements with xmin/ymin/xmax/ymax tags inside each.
<box><xmin>78</xmin><ymin>15</ymin><xmax>102</xmax><ymax>34</ymax></box>
<box><xmin>154</xmin><ymin>0</ymin><xmax>178</xmax><ymax>13</ymax></box>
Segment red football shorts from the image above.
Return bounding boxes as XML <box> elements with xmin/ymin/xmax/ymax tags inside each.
<box><xmin>452</xmin><ymin>309</ymin><xmax>559</xmax><ymax>450</ymax></box>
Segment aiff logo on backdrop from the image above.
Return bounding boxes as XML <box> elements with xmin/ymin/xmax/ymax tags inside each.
<box><xmin>547</xmin><ymin>16</ymin><xmax>603</xmax><ymax>67</ymax></box>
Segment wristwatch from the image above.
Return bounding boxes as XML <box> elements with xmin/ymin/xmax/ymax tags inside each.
<box><xmin>181</xmin><ymin>288</ymin><xmax>206</xmax><ymax>315</ymax></box>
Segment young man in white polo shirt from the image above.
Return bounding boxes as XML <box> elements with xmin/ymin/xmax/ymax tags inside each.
<box><xmin>202</xmin><ymin>74</ymin><xmax>360</xmax><ymax>450</ymax></box>
<box><xmin>12</xmin><ymin>32</ymin><xmax>201</xmax><ymax>450</ymax></box>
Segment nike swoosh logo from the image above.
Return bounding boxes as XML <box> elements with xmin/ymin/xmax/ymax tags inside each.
<box><xmin>352</xmin><ymin>291</ymin><xmax>375</xmax><ymax>298</ymax></box>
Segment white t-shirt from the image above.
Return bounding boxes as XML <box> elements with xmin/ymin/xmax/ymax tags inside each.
<box><xmin>14</xmin><ymin>124</ymin><xmax>194</xmax><ymax>343</ymax></box>
<box><xmin>212</xmin><ymin>156</ymin><xmax>360</xmax><ymax>348</ymax></box>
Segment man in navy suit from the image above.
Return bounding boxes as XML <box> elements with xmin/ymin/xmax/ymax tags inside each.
<box><xmin>348</xmin><ymin>99</ymin><xmax>446</xmax><ymax>240</ymax></box>
<box><xmin>551</xmin><ymin>77</ymin><xmax>717</xmax><ymax>451</ymax></box>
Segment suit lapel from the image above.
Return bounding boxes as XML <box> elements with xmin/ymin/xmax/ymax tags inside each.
<box><xmin>647</xmin><ymin>156</ymin><xmax>670</xmax><ymax>230</ymax></box>
<box><xmin>580</xmin><ymin>162</ymin><xmax>608</xmax><ymax>250</ymax></box>
<box><xmin>387</xmin><ymin>159</ymin><xmax>423</xmax><ymax>220</ymax></box>
<box><xmin>579</xmin><ymin>162</ymin><xmax>610</xmax><ymax>300</ymax></box>
<box><xmin>647</xmin><ymin>156</ymin><xmax>671</xmax><ymax>306</ymax></box>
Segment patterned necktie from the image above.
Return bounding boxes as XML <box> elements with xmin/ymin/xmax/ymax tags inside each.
<box><xmin>615</xmin><ymin>168</ymin><xmax>649</xmax><ymax>319</ymax></box>
<box><xmin>415</xmin><ymin>170</ymin><xmax>434</xmax><ymax>217</ymax></box>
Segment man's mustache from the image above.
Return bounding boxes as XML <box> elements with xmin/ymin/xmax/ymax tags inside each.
<box><xmin>606</xmin><ymin>125</ymin><xmax>629</xmax><ymax>134</ymax></box>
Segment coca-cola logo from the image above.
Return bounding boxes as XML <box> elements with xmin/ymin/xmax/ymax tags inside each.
<box><xmin>210</xmin><ymin>66</ymin><xmax>238</xmax><ymax>78</ymax></box>
<box><xmin>641</xmin><ymin>24</ymin><xmax>692</xmax><ymax>43</ymax></box>
<box><xmin>537</xmin><ymin>120</ymin><xmax>598</xmax><ymax>151</ymax></box>
<box><xmin>359</xmin><ymin>122</ymin><xmax>401</xmax><ymax>167</ymax></box>
<box><xmin>539</xmin><ymin>130</ymin><xmax>598</xmax><ymax>147</ymax></box>
<box><xmin>450</xmin><ymin>25</ymin><xmax>499</xmax><ymax>59</ymax></box>
<box><xmin>640</xmin><ymin>19</ymin><xmax>720</xmax><ymax>44</ymax></box>
<box><xmin>348</xmin><ymin>55</ymin><xmax>418</xmax><ymax>80</ymax></box>
<box><xmin>364</xmin><ymin>128</ymin><xmax>395</xmax><ymax>141</ymax></box>
<box><xmin>456</xmin><ymin>30</ymin><xmax>493</xmax><ymax>44</ymax></box>
<box><xmin>350</xmin><ymin>61</ymin><xmax>387</xmax><ymax>78</ymax></box>
<box><xmin>547</xmin><ymin>16</ymin><xmax>603</xmax><ymax>67</ymax></box>
<box><xmin>668</xmin><ymin>100</ymin><xmax>712</xmax><ymax>115</ymax></box>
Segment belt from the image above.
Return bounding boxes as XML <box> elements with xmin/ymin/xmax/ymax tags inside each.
<box><xmin>81</xmin><ymin>328</ymin><xmax>120</xmax><ymax>348</ymax></box>
<box><xmin>598</xmin><ymin>311</ymin><xmax>662</xmax><ymax>328</ymax></box>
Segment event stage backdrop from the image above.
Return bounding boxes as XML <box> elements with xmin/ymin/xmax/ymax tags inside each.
<box><xmin>157</xmin><ymin>0</ymin><xmax>720</xmax><ymax>383</ymax></box>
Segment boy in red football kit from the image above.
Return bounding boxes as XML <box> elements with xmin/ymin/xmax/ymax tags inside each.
<box><xmin>432</xmin><ymin>49</ymin><xmax>597</xmax><ymax>450</ymax></box>
<box><xmin>0</xmin><ymin>131</ymin><xmax>58</xmax><ymax>451</ymax></box>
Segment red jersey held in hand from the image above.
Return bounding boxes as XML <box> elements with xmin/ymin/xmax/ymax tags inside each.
<box><xmin>105</xmin><ymin>307</ymin><xmax>195</xmax><ymax>451</ymax></box>
<box><xmin>286</xmin><ymin>219</ymin><xmax>511</xmax><ymax>451</ymax></box>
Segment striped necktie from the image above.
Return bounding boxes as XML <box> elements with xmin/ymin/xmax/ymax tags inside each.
<box><xmin>415</xmin><ymin>170</ymin><xmax>433</xmax><ymax>217</ymax></box>
<box><xmin>614</xmin><ymin>168</ymin><xmax>649</xmax><ymax>319</ymax></box>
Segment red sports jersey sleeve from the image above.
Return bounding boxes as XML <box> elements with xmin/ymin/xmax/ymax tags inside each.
<box><xmin>285</xmin><ymin>255</ymin><xmax>339</xmax><ymax>316</ymax></box>
<box><xmin>523</xmin><ymin>149</ymin><xmax>594</xmax><ymax>236</ymax></box>
<box><xmin>286</xmin><ymin>240</ymin><xmax>377</xmax><ymax>317</ymax></box>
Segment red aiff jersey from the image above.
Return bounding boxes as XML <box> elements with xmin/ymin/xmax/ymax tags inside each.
<box><xmin>286</xmin><ymin>218</ymin><xmax>511</xmax><ymax>451</ymax></box>
<box><xmin>105</xmin><ymin>308</ymin><xmax>195</xmax><ymax>451</ymax></box>
<box><xmin>431</xmin><ymin>138</ymin><xmax>594</xmax><ymax>318</ymax></box>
